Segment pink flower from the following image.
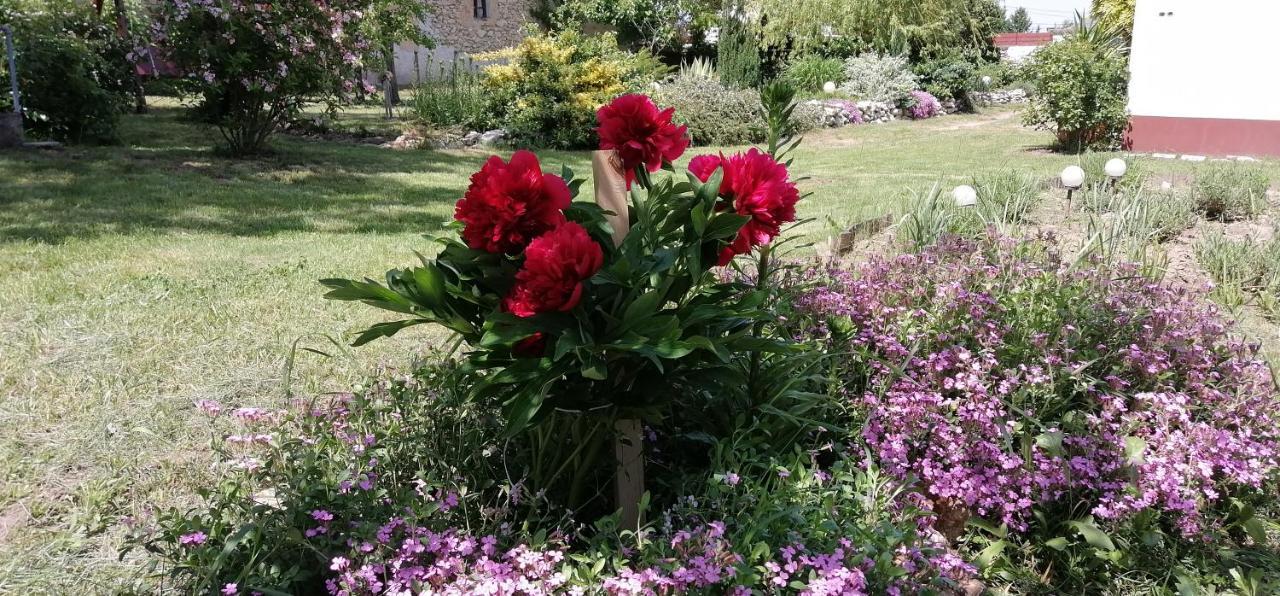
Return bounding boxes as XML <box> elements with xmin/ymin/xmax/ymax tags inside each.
<box><xmin>179</xmin><ymin>531</ymin><xmax>207</xmax><ymax>546</ymax></box>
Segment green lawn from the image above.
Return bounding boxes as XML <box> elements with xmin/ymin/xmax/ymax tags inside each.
<box><xmin>1</xmin><ymin>104</ymin><xmax>1278</xmax><ymax>592</ymax></box>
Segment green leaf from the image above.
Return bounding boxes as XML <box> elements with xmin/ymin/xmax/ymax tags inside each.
<box><xmin>320</xmin><ymin>278</ymin><xmax>417</xmax><ymax>314</ymax></box>
<box><xmin>1123</xmin><ymin>436</ymin><xmax>1147</xmax><ymax>465</ymax></box>
<box><xmin>1067</xmin><ymin>519</ymin><xmax>1116</xmax><ymax>551</ymax></box>
<box><xmin>622</xmin><ymin>291</ymin><xmax>663</xmax><ymax>328</ymax></box>
<box><xmin>1241</xmin><ymin>516</ymin><xmax>1268</xmax><ymax>545</ymax></box>
<box><xmin>350</xmin><ymin>319</ymin><xmax>428</xmax><ymax>346</ymax></box>
<box><xmin>974</xmin><ymin>539</ymin><xmax>1007</xmax><ymax>569</ymax></box>
<box><xmin>503</xmin><ymin>389</ymin><xmax>546</xmax><ymax>436</ymax></box>
<box><xmin>1036</xmin><ymin>430</ymin><xmax>1065</xmax><ymax>458</ymax></box>
<box><xmin>704</xmin><ymin>213</ymin><xmax>751</xmax><ymax>241</ymax></box>
<box><xmin>1043</xmin><ymin>537</ymin><xmax>1070</xmax><ymax>551</ymax></box>
<box><xmin>411</xmin><ymin>265</ymin><xmax>447</xmax><ymax>306</ymax></box>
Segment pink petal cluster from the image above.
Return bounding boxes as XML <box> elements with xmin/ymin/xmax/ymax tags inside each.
<box><xmin>794</xmin><ymin>235</ymin><xmax>1280</xmax><ymax>536</ymax></box>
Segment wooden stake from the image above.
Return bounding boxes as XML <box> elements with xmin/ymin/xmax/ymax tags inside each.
<box><xmin>591</xmin><ymin>149</ymin><xmax>643</xmax><ymax>530</ymax></box>
<box><xmin>591</xmin><ymin>150</ymin><xmax>629</xmax><ymax>247</ymax></box>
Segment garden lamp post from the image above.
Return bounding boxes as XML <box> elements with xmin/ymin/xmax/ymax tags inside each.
<box><xmin>1061</xmin><ymin>165</ymin><xmax>1085</xmax><ymax>214</ymax></box>
<box><xmin>980</xmin><ymin>75</ymin><xmax>992</xmax><ymax>89</ymax></box>
<box><xmin>953</xmin><ymin>184</ymin><xmax>978</xmax><ymax>207</ymax></box>
<box><xmin>822</xmin><ymin>81</ymin><xmax>837</xmax><ymax>94</ymax></box>
<box><xmin>1104</xmin><ymin>158</ymin><xmax>1127</xmax><ymax>191</ymax></box>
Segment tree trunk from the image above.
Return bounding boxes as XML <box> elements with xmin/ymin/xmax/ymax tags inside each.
<box><xmin>113</xmin><ymin>0</ymin><xmax>147</xmax><ymax>114</ymax></box>
<box><xmin>383</xmin><ymin>46</ymin><xmax>400</xmax><ymax>105</ymax></box>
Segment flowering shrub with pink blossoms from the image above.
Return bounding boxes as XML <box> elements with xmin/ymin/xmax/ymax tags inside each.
<box><xmin>907</xmin><ymin>90</ymin><xmax>943</xmax><ymax>120</ymax></box>
<box><xmin>153</xmin><ymin>0</ymin><xmax>372</xmax><ymax>155</ymax></box>
<box><xmin>793</xmin><ymin>234</ymin><xmax>1280</xmax><ymax>590</ymax></box>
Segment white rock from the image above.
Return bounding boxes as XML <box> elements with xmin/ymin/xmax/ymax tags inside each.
<box><xmin>1179</xmin><ymin>154</ymin><xmax>1206</xmax><ymax>162</ymax></box>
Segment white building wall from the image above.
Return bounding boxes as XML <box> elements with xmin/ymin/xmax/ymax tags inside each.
<box><xmin>1128</xmin><ymin>0</ymin><xmax>1280</xmax><ymax>121</ymax></box>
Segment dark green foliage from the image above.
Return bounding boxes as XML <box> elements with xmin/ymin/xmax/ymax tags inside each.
<box><xmin>1023</xmin><ymin>36</ymin><xmax>1129</xmax><ymax>151</ymax></box>
<box><xmin>717</xmin><ymin>12</ymin><xmax>760</xmax><ymax>89</ymax></box>
<box><xmin>913</xmin><ymin>50</ymin><xmax>983</xmax><ymax>108</ymax></box>
<box><xmin>781</xmin><ymin>54</ymin><xmax>846</xmax><ymax>92</ymax></box>
<box><xmin>0</xmin><ymin>0</ymin><xmax>134</xmax><ymax>143</ymax></box>
<box><xmin>1006</xmin><ymin>7</ymin><xmax>1033</xmax><ymax>32</ymax></box>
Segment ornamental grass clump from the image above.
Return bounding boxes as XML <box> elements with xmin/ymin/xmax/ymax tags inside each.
<box><xmin>794</xmin><ymin>235</ymin><xmax>1280</xmax><ymax>543</ymax></box>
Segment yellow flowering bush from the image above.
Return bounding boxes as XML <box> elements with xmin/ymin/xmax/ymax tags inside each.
<box><xmin>482</xmin><ymin>32</ymin><xmax>636</xmax><ymax>148</ymax></box>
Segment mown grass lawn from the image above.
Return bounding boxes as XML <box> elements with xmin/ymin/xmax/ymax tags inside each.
<box><xmin>1</xmin><ymin>103</ymin><xmax>1278</xmax><ymax>591</ymax></box>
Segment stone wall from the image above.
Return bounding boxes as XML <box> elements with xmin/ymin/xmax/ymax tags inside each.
<box><xmin>385</xmin><ymin>0</ymin><xmax>535</xmax><ymax>85</ymax></box>
<box><xmin>423</xmin><ymin>0</ymin><xmax>535</xmax><ymax>55</ymax></box>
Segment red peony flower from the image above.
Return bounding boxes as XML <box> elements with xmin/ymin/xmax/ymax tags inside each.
<box><xmin>512</xmin><ymin>333</ymin><xmax>547</xmax><ymax>357</ymax></box>
<box><xmin>503</xmin><ymin>222</ymin><xmax>605</xmax><ymax>318</ymax></box>
<box><xmin>688</xmin><ymin>149</ymin><xmax>800</xmax><ymax>266</ymax></box>
<box><xmin>597</xmin><ymin>94</ymin><xmax>689</xmax><ymax>189</ymax></box>
<box><xmin>454</xmin><ymin>150</ymin><xmax>571</xmax><ymax>254</ymax></box>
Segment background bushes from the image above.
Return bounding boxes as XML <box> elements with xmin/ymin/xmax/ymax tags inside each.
<box><xmin>781</xmin><ymin>54</ymin><xmax>845</xmax><ymax>93</ymax></box>
<box><xmin>655</xmin><ymin>74</ymin><xmax>765</xmax><ymax>146</ymax></box>
<box><xmin>481</xmin><ymin>31</ymin><xmax>627</xmax><ymax>148</ymax></box>
<box><xmin>839</xmin><ymin>53</ymin><xmax>918</xmax><ymax>103</ymax></box>
<box><xmin>0</xmin><ymin>0</ymin><xmax>135</xmax><ymax>143</ymax></box>
<box><xmin>717</xmin><ymin>11</ymin><xmax>761</xmax><ymax>89</ymax></box>
<box><xmin>1022</xmin><ymin>33</ymin><xmax>1128</xmax><ymax>151</ymax></box>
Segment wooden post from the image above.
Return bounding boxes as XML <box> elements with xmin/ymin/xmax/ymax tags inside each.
<box><xmin>592</xmin><ymin>150</ymin><xmax>629</xmax><ymax>247</ymax></box>
<box><xmin>592</xmin><ymin>150</ymin><xmax>643</xmax><ymax>530</ymax></box>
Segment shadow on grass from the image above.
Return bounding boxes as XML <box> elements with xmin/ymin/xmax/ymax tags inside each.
<box><xmin>0</xmin><ymin>107</ymin><xmax>592</xmax><ymax>243</ymax></box>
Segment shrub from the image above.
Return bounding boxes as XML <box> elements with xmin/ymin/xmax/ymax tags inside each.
<box><xmin>155</xmin><ymin>0</ymin><xmax>370</xmax><ymax>155</ymax></box>
<box><xmin>838</xmin><ymin>53</ymin><xmax>918</xmax><ymax>103</ymax></box>
<box><xmin>1022</xmin><ymin>37</ymin><xmax>1129</xmax><ymax>151</ymax></box>
<box><xmin>912</xmin><ymin>52</ymin><xmax>980</xmax><ymax>107</ymax></box>
<box><xmin>1192</xmin><ymin>164</ymin><xmax>1270</xmax><ymax>221</ymax></box>
<box><xmin>794</xmin><ymin>235</ymin><xmax>1280</xmax><ymax>591</ymax></box>
<box><xmin>481</xmin><ymin>31</ymin><xmax>628</xmax><ymax>148</ymax></box>
<box><xmin>907</xmin><ymin>90</ymin><xmax>943</xmax><ymax>119</ymax></box>
<box><xmin>655</xmin><ymin>73</ymin><xmax>765</xmax><ymax>145</ymax></box>
<box><xmin>781</xmin><ymin>54</ymin><xmax>846</xmax><ymax>92</ymax></box>
<box><xmin>406</xmin><ymin>67</ymin><xmax>488</xmax><ymax>130</ymax></box>
<box><xmin>0</xmin><ymin>0</ymin><xmax>133</xmax><ymax>143</ymax></box>
<box><xmin>717</xmin><ymin>12</ymin><xmax>760</xmax><ymax>89</ymax></box>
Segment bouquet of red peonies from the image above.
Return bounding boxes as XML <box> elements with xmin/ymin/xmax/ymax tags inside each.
<box><xmin>324</xmin><ymin>92</ymin><xmax>804</xmax><ymax>432</ymax></box>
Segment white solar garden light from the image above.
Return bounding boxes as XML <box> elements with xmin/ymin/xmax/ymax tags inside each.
<box><xmin>823</xmin><ymin>81</ymin><xmax>837</xmax><ymax>94</ymax></box>
<box><xmin>981</xmin><ymin>75</ymin><xmax>992</xmax><ymax>88</ymax></box>
<box><xmin>953</xmin><ymin>184</ymin><xmax>978</xmax><ymax>207</ymax></box>
<box><xmin>1104</xmin><ymin>157</ymin><xmax>1127</xmax><ymax>191</ymax></box>
<box><xmin>1061</xmin><ymin>165</ymin><xmax>1085</xmax><ymax>213</ymax></box>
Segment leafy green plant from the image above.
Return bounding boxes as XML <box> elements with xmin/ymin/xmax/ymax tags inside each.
<box><xmin>405</xmin><ymin>64</ymin><xmax>488</xmax><ymax>129</ymax></box>
<box><xmin>0</xmin><ymin>0</ymin><xmax>134</xmax><ymax>143</ymax></box>
<box><xmin>480</xmin><ymin>31</ymin><xmax>629</xmax><ymax>148</ymax></box>
<box><xmin>717</xmin><ymin>8</ymin><xmax>761</xmax><ymax>89</ymax></box>
<box><xmin>781</xmin><ymin>54</ymin><xmax>846</xmax><ymax>93</ymax></box>
<box><xmin>912</xmin><ymin>50</ymin><xmax>981</xmax><ymax>107</ymax></box>
<box><xmin>155</xmin><ymin>0</ymin><xmax>372</xmax><ymax>155</ymax></box>
<box><xmin>655</xmin><ymin>73</ymin><xmax>765</xmax><ymax>145</ymax></box>
<box><xmin>1192</xmin><ymin>164</ymin><xmax>1270</xmax><ymax>221</ymax></box>
<box><xmin>1022</xmin><ymin>31</ymin><xmax>1129</xmax><ymax>151</ymax></box>
<box><xmin>321</xmin><ymin>92</ymin><xmax>810</xmax><ymax>516</ymax></box>
<box><xmin>839</xmin><ymin>52</ymin><xmax>918</xmax><ymax>103</ymax></box>
<box><xmin>1196</xmin><ymin>229</ymin><xmax>1280</xmax><ymax>321</ymax></box>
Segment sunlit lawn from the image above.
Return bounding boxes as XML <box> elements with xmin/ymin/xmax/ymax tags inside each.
<box><xmin>1</xmin><ymin>101</ymin><xmax>1277</xmax><ymax>591</ymax></box>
